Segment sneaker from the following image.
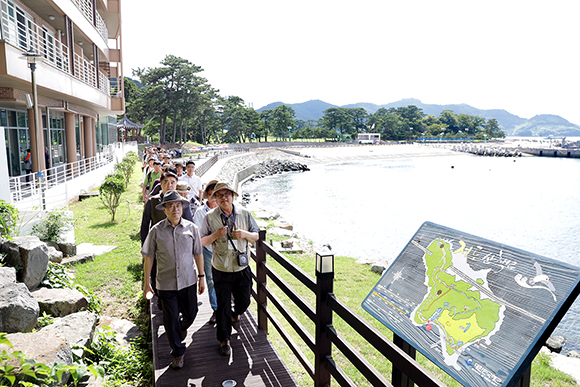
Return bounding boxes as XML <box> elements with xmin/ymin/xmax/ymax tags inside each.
<box><xmin>219</xmin><ymin>339</ymin><xmax>231</xmax><ymax>356</ymax></box>
<box><xmin>208</xmin><ymin>310</ymin><xmax>217</xmax><ymax>325</ymax></box>
<box><xmin>171</xmin><ymin>354</ymin><xmax>185</xmax><ymax>369</ymax></box>
<box><xmin>232</xmin><ymin>315</ymin><xmax>240</xmax><ymax>331</ymax></box>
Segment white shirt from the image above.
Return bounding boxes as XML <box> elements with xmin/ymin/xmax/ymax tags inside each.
<box><xmin>179</xmin><ymin>173</ymin><xmax>202</xmax><ymax>201</ymax></box>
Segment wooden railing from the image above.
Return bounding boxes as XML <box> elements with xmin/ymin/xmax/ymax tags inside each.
<box><xmin>251</xmin><ymin>229</ymin><xmax>447</xmax><ymax>387</ymax></box>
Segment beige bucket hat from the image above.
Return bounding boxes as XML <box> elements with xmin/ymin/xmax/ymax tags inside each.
<box><xmin>209</xmin><ymin>182</ymin><xmax>238</xmax><ymax>201</ymax></box>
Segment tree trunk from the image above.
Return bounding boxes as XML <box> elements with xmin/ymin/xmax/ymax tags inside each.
<box><xmin>178</xmin><ymin>117</ymin><xmax>184</xmax><ymax>145</ymax></box>
<box><xmin>160</xmin><ymin>116</ymin><xmax>167</xmax><ymax>144</ymax></box>
<box><xmin>172</xmin><ymin>119</ymin><xmax>177</xmax><ymax>144</ymax></box>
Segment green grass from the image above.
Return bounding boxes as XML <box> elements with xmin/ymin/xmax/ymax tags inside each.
<box><xmin>253</xmin><ymin>226</ymin><xmax>578</xmax><ymax>387</ymax></box>
<box><xmin>70</xmin><ymin>163</ymin><xmax>147</xmax><ymax>323</ymax></box>
<box><xmin>67</xmin><ymin>164</ymin><xmax>577</xmax><ymax>387</ymax></box>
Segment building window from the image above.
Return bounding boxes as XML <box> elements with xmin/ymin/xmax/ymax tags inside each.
<box><xmin>1</xmin><ymin>108</ymin><xmax>30</xmax><ymax>177</ymax></box>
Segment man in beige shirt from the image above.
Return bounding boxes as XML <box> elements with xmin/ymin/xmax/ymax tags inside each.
<box><xmin>142</xmin><ymin>190</ymin><xmax>205</xmax><ymax>369</ymax></box>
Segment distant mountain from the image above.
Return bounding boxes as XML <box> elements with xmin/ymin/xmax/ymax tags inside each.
<box><xmin>257</xmin><ymin>99</ymin><xmax>579</xmax><ymax>137</ymax></box>
<box><xmin>125</xmin><ymin>76</ymin><xmax>144</xmax><ymax>89</ymax></box>
<box><xmin>511</xmin><ymin>115</ymin><xmax>580</xmax><ymax>137</ymax></box>
<box><xmin>258</xmin><ymin>100</ymin><xmax>337</xmax><ymax>121</ymax></box>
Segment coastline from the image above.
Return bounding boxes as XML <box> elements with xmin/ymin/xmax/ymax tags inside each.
<box><xmin>205</xmin><ymin>143</ymin><xmax>580</xmax><ymax>383</ymax></box>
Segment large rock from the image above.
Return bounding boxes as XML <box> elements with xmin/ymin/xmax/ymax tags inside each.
<box><xmin>0</xmin><ymin>282</ymin><xmax>40</xmax><ymax>332</ymax></box>
<box><xmin>32</xmin><ymin>287</ymin><xmax>89</xmax><ymax>317</ymax></box>
<box><xmin>1</xmin><ymin>236</ymin><xmax>49</xmax><ymax>289</ymax></box>
<box><xmin>47</xmin><ymin>245</ymin><xmax>64</xmax><ymax>263</ymax></box>
<box><xmin>546</xmin><ymin>335</ymin><xmax>565</xmax><ymax>353</ymax></box>
<box><xmin>268</xmin><ymin>227</ymin><xmax>296</xmax><ymax>237</ymax></box>
<box><xmin>0</xmin><ymin>266</ymin><xmax>17</xmax><ymax>285</ymax></box>
<box><xmin>0</xmin><ymin>331</ymin><xmax>73</xmax><ymax>384</ymax></box>
<box><xmin>98</xmin><ymin>316</ymin><xmax>143</xmax><ymax>347</ymax></box>
<box><xmin>40</xmin><ymin>311</ymin><xmax>98</xmax><ymax>357</ymax></box>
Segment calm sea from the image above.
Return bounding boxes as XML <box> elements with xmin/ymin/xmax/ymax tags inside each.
<box><xmin>242</xmin><ymin>154</ymin><xmax>580</xmax><ymax>350</ymax></box>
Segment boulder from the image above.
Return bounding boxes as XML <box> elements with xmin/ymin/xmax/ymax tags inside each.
<box><xmin>32</xmin><ymin>287</ymin><xmax>89</xmax><ymax>317</ymax></box>
<box><xmin>254</xmin><ymin>209</ymin><xmax>280</xmax><ymax>220</ymax></box>
<box><xmin>0</xmin><ymin>282</ymin><xmax>39</xmax><ymax>332</ymax></box>
<box><xmin>1</xmin><ymin>236</ymin><xmax>49</xmax><ymax>290</ymax></box>
<box><xmin>47</xmin><ymin>245</ymin><xmax>64</xmax><ymax>263</ymax></box>
<box><xmin>40</xmin><ymin>311</ymin><xmax>98</xmax><ymax>358</ymax></box>
<box><xmin>0</xmin><ymin>266</ymin><xmax>17</xmax><ymax>285</ymax></box>
<box><xmin>98</xmin><ymin>316</ymin><xmax>143</xmax><ymax>347</ymax></box>
<box><xmin>0</xmin><ymin>331</ymin><xmax>73</xmax><ymax>384</ymax></box>
<box><xmin>546</xmin><ymin>335</ymin><xmax>565</xmax><ymax>353</ymax></box>
<box><xmin>58</xmin><ymin>242</ymin><xmax>77</xmax><ymax>257</ymax></box>
<box><xmin>567</xmin><ymin>350</ymin><xmax>580</xmax><ymax>359</ymax></box>
<box><xmin>61</xmin><ymin>253</ymin><xmax>95</xmax><ymax>265</ymax></box>
<box><xmin>371</xmin><ymin>264</ymin><xmax>387</xmax><ymax>274</ymax></box>
<box><xmin>281</xmin><ymin>240</ymin><xmax>294</xmax><ymax>248</ymax></box>
<box><xmin>275</xmin><ymin>221</ymin><xmax>294</xmax><ymax>231</ymax></box>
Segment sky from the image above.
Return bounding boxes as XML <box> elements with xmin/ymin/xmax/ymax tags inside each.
<box><xmin>121</xmin><ymin>0</ymin><xmax>579</xmax><ymax>125</ymax></box>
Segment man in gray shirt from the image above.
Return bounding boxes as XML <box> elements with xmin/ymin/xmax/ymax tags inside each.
<box><xmin>142</xmin><ymin>190</ymin><xmax>205</xmax><ymax>369</ymax></box>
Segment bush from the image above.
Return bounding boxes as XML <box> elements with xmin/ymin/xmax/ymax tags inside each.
<box><xmin>31</xmin><ymin>207</ymin><xmax>72</xmax><ymax>243</ymax></box>
<box><xmin>99</xmin><ymin>172</ymin><xmax>126</xmax><ymax>222</ymax></box>
<box><xmin>0</xmin><ymin>200</ymin><xmax>19</xmax><ymax>240</ymax></box>
<box><xmin>115</xmin><ymin>160</ymin><xmax>133</xmax><ymax>188</ymax></box>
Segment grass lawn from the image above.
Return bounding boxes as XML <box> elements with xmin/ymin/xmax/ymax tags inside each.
<box><xmin>68</xmin><ymin>162</ymin><xmax>577</xmax><ymax>387</ymax></box>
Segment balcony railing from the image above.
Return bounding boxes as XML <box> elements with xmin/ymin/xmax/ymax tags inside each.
<box><xmin>0</xmin><ymin>0</ymin><xmax>117</xmax><ymax>97</ymax></box>
<box><xmin>71</xmin><ymin>0</ymin><xmax>108</xmax><ymax>41</ymax></box>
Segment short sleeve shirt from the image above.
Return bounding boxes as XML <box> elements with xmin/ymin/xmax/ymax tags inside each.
<box><xmin>179</xmin><ymin>174</ymin><xmax>203</xmax><ymax>201</ymax></box>
<box><xmin>141</xmin><ymin>218</ymin><xmax>202</xmax><ymax>291</ymax></box>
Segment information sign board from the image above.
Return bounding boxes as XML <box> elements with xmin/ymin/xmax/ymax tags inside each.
<box><xmin>362</xmin><ymin>222</ymin><xmax>580</xmax><ymax>387</ymax></box>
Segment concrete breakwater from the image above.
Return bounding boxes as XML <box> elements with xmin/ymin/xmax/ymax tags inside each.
<box><xmin>433</xmin><ymin>143</ymin><xmax>523</xmax><ymax>157</ymax></box>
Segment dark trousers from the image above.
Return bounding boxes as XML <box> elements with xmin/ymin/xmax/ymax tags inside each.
<box><xmin>158</xmin><ymin>284</ymin><xmax>198</xmax><ymax>357</ymax></box>
<box><xmin>213</xmin><ymin>266</ymin><xmax>252</xmax><ymax>343</ymax></box>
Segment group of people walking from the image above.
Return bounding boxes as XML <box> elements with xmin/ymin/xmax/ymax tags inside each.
<box><xmin>139</xmin><ymin>147</ymin><xmax>259</xmax><ymax>370</ymax></box>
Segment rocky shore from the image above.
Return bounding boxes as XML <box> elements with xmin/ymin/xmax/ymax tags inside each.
<box><xmin>212</xmin><ymin>144</ymin><xmax>580</xmax><ymax>384</ymax></box>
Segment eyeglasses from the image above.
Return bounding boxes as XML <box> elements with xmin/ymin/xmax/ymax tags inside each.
<box><xmin>214</xmin><ymin>192</ymin><xmax>231</xmax><ymax>199</ymax></box>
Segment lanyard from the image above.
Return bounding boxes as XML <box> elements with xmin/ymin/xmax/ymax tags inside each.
<box><xmin>221</xmin><ymin>205</ymin><xmax>236</xmax><ymax>237</ymax></box>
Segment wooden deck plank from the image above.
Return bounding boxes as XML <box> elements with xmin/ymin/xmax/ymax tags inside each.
<box><xmin>152</xmin><ymin>291</ymin><xmax>299</xmax><ymax>387</ymax></box>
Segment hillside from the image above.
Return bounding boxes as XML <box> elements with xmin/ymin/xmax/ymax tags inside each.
<box><xmin>258</xmin><ymin>99</ymin><xmax>579</xmax><ymax>137</ymax></box>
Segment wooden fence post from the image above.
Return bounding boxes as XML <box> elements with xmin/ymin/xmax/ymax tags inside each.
<box><xmin>392</xmin><ymin>333</ymin><xmax>416</xmax><ymax>387</ymax></box>
<box><xmin>314</xmin><ymin>252</ymin><xmax>334</xmax><ymax>387</ymax></box>
<box><xmin>256</xmin><ymin>229</ymin><xmax>268</xmax><ymax>332</ymax></box>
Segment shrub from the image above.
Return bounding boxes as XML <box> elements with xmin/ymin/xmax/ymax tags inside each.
<box><xmin>0</xmin><ymin>200</ymin><xmax>19</xmax><ymax>240</ymax></box>
<box><xmin>84</xmin><ymin>328</ymin><xmax>152</xmax><ymax>387</ymax></box>
<box><xmin>31</xmin><ymin>207</ymin><xmax>73</xmax><ymax>243</ymax></box>
<box><xmin>115</xmin><ymin>160</ymin><xmax>133</xmax><ymax>188</ymax></box>
<box><xmin>99</xmin><ymin>172</ymin><xmax>126</xmax><ymax>222</ymax></box>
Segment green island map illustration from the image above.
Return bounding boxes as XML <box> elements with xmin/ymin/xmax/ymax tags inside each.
<box><xmin>362</xmin><ymin>222</ymin><xmax>580</xmax><ymax>387</ymax></box>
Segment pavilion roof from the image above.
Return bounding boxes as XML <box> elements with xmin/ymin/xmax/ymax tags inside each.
<box><xmin>117</xmin><ymin>115</ymin><xmax>144</xmax><ymax>129</ymax></box>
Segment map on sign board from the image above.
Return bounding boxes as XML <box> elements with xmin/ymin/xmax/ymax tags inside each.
<box><xmin>362</xmin><ymin>222</ymin><xmax>580</xmax><ymax>387</ymax></box>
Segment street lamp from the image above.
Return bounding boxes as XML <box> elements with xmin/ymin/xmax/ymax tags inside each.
<box><xmin>20</xmin><ymin>49</ymin><xmax>44</xmax><ymax>179</ymax></box>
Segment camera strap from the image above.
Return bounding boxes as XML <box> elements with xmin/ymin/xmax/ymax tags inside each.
<box><xmin>222</xmin><ymin>208</ymin><xmax>241</xmax><ymax>254</ymax></box>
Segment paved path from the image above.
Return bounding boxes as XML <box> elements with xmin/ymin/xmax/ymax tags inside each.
<box><xmin>151</xmin><ymin>291</ymin><xmax>298</xmax><ymax>387</ymax></box>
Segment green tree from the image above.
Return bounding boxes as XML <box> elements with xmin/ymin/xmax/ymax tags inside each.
<box><xmin>271</xmin><ymin>105</ymin><xmax>296</xmax><ymax>141</ymax></box>
<box><xmin>99</xmin><ymin>173</ymin><xmax>126</xmax><ymax>222</ymax></box>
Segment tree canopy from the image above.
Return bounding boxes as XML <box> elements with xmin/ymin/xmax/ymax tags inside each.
<box><xmin>123</xmin><ymin>55</ymin><xmax>504</xmax><ymax>144</ymax></box>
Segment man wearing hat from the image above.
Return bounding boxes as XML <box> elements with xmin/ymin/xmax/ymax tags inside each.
<box><xmin>199</xmin><ymin>182</ymin><xmax>259</xmax><ymax>356</ymax></box>
<box><xmin>174</xmin><ymin>162</ymin><xmax>185</xmax><ymax>177</ymax></box>
<box><xmin>142</xmin><ymin>190</ymin><xmax>205</xmax><ymax>369</ymax></box>
<box><xmin>179</xmin><ymin>160</ymin><xmax>203</xmax><ymax>204</ymax></box>
<box><xmin>193</xmin><ymin>180</ymin><xmax>219</xmax><ymax>324</ymax></box>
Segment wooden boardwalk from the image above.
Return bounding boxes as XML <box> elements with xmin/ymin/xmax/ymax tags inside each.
<box><xmin>151</xmin><ymin>291</ymin><xmax>299</xmax><ymax>387</ymax></box>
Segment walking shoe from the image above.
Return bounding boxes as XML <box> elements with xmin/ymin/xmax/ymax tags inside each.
<box><xmin>219</xmin><ymin>339</ymin><xmax>231</xmax><ymax>356</ymax></box>
<box><xmin>232</xmin><ymin>315</ymin><xmax>240</xmax><ymax>331</ymax></box>
<box><xmin>171</xmin><ymin>354</ymin><xmax>185</xmax><ymax>369</ymax></box>
<box><xmin>208</xmin><ymin>310</ymin><xmax>217</xmax><ymax>325</ymax></box>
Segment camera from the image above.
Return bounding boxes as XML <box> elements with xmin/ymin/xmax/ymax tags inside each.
<box><xmin>237</xmin><ymin>252</ymin><xmax>248</xmax><ymax>266</ymax></box>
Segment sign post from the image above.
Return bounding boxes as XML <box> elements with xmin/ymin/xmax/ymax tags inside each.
<box><xmin>362</xmin><ymin>222</ymin><xmax>580</xmax><ymax>387</ymax></box>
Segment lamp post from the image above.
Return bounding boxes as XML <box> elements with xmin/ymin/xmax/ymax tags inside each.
<box><xmin>21</xmin><ymin>49</ymin><xmax>45</xmax><ymax>207</ymax></box>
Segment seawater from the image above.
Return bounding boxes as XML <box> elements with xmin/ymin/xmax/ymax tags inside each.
<box><xmin>243</xmin><ymin>154</ymin><xmax>580</xmax><ymax>351</ymax></box>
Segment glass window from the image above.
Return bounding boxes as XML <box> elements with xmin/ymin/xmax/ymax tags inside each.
<box><xmin>7</xmin><ymin>110</ymin><xmax>16</xmax><ymax>127</ymax></box>
<box><xmin>0</xmin><ymin>109</ymin><xmax>7</xmax><ymax>127</ymax></box>
<box><xmin>17</xmin><ymin>112</ymin><xmax>27</xmax><ymax>127</ymax></box>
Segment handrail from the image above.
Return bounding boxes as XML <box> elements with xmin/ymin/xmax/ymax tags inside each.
<box><xmin>252</xmin><ymin>230</ymin><xmax>447</xmax><ymax>387</ymax></box>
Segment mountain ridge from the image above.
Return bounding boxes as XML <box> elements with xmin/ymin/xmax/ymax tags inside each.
<box><xmin>257</xmin><ymin>99</ymin><xmax>580</xmax><ymax>137</ymax></box>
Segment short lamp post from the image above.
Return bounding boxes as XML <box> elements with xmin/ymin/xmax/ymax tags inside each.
<box><xmin>21</xmin><ymin>49</ymin><xmax>45</xmax><ymax>208</ymax></box>
<box><xmin>314</xmin><ymin>250</ymin><xmax>334</xmax><ymax>387</ymax></box>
